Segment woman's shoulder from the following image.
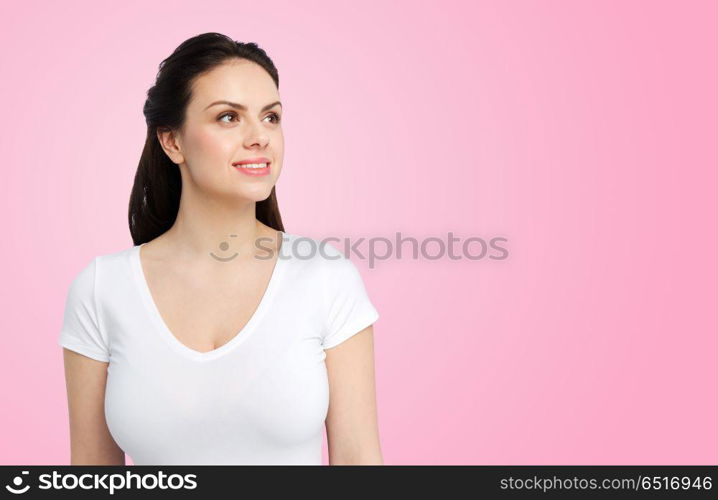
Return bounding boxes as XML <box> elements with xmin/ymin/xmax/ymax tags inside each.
<box><xmin>280</xmin><ymin>232</ymin><xmax>350</xmax><ymax>266</ymax></box>
<box><xmin>62</xmin><ymin>243</ymin><xmax>137</xmax><ymax>307</ymax></box>
<box><xmin>94</xmin><ymin>243</ymin><xmax>139</xmax><ymax>269</ymax></box>
<box><xmin>66</xmin><ymin>244</ymin><xmax>137</xmax><ymax>288</ymax></box>
<box><xmin>279</xmin><ymin>233</ymin><xmax>367</xmax><ymax>293</ymax></box>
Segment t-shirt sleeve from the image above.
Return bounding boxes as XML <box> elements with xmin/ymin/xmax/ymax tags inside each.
<box><xmin>58</xmin><ymin>257</ymin><xmax>111</xmax><ymax>362</ymax></box>
<box><xmin>321</xmin><ymin>250</ymin><xmax>380</xmax><ymax>350</ymax></box>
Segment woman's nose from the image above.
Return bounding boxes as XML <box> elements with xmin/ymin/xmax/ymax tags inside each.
<box><xmin>243</xmin><ymin>120</ymin><xmax>269</xmax><ymax>148</ymax></box>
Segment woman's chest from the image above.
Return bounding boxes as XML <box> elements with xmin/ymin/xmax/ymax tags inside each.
<box><xmin>141</xmin><ymin>259</ymin><xmax>278</xmax><ymax>354</ymax></box>
<box><xmin>104</xmin><ymin>334</ymin><xmax>330</xmax><ymax>462</ymax></box>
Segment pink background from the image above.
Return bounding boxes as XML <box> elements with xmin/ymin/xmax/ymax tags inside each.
<box><xmin>1</xmin><ymin>0</ymin><xmax>716</xmax><ymax>465</ymax></box>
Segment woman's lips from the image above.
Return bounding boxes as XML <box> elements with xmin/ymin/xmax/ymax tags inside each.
<box><xmin>233</xmin><ymin>163</ymin><xmax>271</xmax><ymax>176</ymax></box>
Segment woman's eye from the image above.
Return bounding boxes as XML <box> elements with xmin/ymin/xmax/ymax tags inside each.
<box><xmin>218</xmin><ymin>112</ymin><xmax>237</xmax><ymax>123</ymax></box>
<box><xmin>218</xmin><ymin>112</ymin><xmax>281</xmax><ymax>124</ymax></box>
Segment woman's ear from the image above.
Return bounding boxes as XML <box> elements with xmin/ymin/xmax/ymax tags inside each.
<box><xmin>156</xmin><ymin>127</ymin><xmax>185</xmax><ymax>165</ymax></box>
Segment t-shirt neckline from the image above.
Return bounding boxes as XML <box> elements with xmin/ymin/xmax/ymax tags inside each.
<box><xmin>130</xmin><ymin>231</ymin><xmax>290</xmax><ymax>362</ymax></box>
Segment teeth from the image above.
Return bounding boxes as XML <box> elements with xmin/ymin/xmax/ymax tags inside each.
<box><xmin>236</xmin><ymin>163</ymin><xmax>268</xmax><ymax>169</ymax></box>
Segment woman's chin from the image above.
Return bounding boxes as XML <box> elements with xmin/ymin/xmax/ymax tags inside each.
<box><xmin>233</xmin><ymin>185</ymin><xmax>276</xmax><ymax>203</ymax></box>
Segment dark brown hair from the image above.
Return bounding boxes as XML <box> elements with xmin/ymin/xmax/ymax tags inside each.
<box><xmin>128</xmin><ymin>32</ymin><xmax>284</xmax><ymax>245</ymax></box>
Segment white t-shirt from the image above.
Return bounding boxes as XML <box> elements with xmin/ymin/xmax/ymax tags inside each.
<box><xmin>58</xmin><ymin>232</ymin><xmax>379</xmax><ymax>465</ymax></box>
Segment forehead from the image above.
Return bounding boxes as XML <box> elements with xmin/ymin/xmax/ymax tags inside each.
<box><xmin>189</xmin><ymin>60</ymin><xmax>278</xmax><ymax>110</ymax></box>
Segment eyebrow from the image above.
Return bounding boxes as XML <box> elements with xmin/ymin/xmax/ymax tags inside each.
<box><xmin>204</xmin><ymin>100</ymin><xmax>282</xmax><ymax>112</ymax></box>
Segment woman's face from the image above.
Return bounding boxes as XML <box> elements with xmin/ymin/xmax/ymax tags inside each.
<box><xmin>163</xmin><ymin>59</ymin><xmax>284</xmax><ymax>204</ymax></box>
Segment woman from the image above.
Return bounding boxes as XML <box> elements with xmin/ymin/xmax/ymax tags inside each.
<box><xmin>59</xmin><ymin>33</ymin><xmax>382</xmax><ymax>465</ymax></box>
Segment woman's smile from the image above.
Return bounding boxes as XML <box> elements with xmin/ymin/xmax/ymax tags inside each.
<box><xmin>232</xmin><ymin>157</ymin><xmax>272</xmax><ymax>176</ymax></box>
<box><xmin>233</xmin><ymin>162</ymin><xmax>271</xmax><ymax>176</ymax></box>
